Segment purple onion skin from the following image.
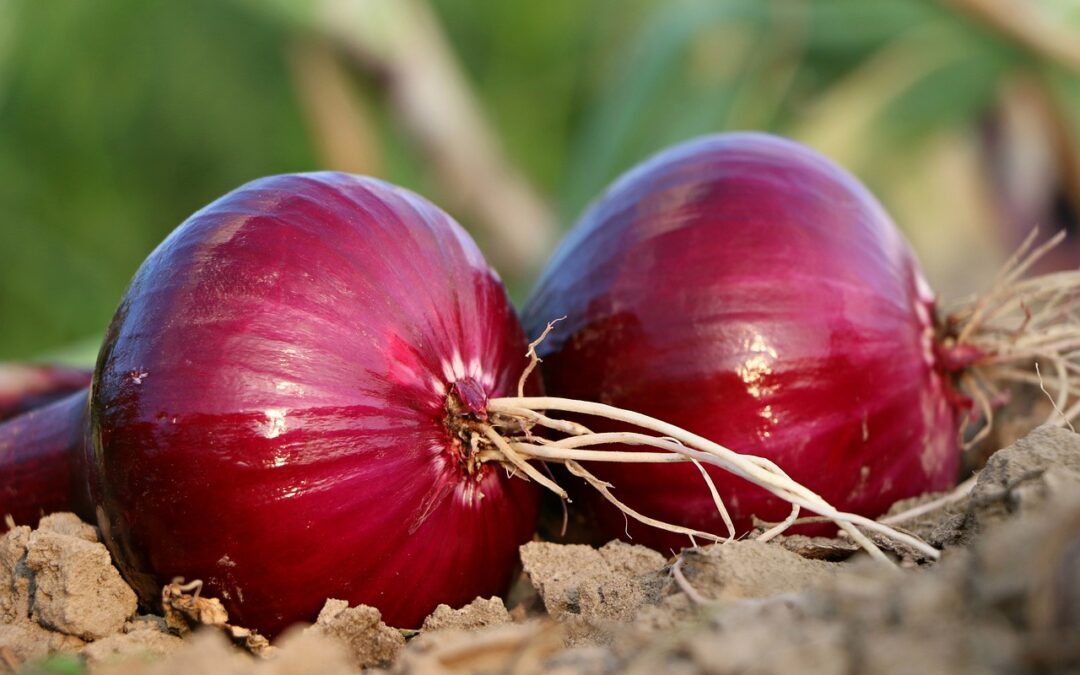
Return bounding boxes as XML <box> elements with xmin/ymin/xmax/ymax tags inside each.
<box><xmin>524</xmin><ymin>133</ymin><xmax>959</xmax><ymax>551</ymax></box>
<box><xmin>0</xmin><ymin>389</ymin><xmax>92</xmax><ymax>527</ymax></box>
<box><xmin>90</xmin><ymin>173</ymin><xmax>539</xmax><ymax>635</ymax></box>
<box><xmin>0</xmin><ymin>364</ymin><xmax>93</xmax><ymax>422</ymax></box>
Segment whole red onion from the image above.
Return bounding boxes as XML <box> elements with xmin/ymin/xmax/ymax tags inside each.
<box><xmin>523</xmin><ymin>133</ymin><xmax>960</xmax><ymax>551</ymax></box>
<box><xmin>60</xmin><ymin>172</ymin><xmax>538</xmax><ymax>635</ymax></box>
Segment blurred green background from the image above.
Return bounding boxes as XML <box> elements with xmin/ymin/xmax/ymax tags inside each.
<box><xmin>1</xmin><ymin>0</ymin><xmax>1079</xmax><ymax>362</ymax></box>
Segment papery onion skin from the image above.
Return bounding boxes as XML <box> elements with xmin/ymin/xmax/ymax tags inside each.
<box><xmin>90</xmin><ymin>173</ymin><xmax>539</xmax><ymax>635</ymax></box>
<box><xmin>523</xmin><ymin>133</ymin><xmax>959</xmax><ymax>551</ymax></box>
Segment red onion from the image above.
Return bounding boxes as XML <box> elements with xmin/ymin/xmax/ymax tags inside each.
<box><xmin>0</xmin><ymin>389</ymin><xmax>91</xmax><ymax>527</ymax></box>
<box><xmin>0</xmin><ymin>364</ymin><xmax>93</xmax><ymax>526</ymax></box>
<box><xmin>4</xmin><ymin>173</ymin><xmax>540</xmax><ymax>636</ymax></box>
<box><xmin>523</xmin><ymin>133</ymin><xmax>967</xmax><ymax>551</ymax></box>
<box><xmin>0</xmin><ymin>364</ymin><xmax>92</xmax><ymax>422</ymax></box>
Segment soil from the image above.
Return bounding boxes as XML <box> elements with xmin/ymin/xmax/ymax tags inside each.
<box><xmin>3</xmin><ymin>425</ymin><xmax>1080</xmax><ymax>674</ymax></box>
<box><xmin>419</xmin><ymin>598</ymin><xmax>510</xmax><ymax>633</ymax></box>
<box><xmin>306</xmin><ymin>600</ymin><xmax>405</xmax><ymax>669</ymax></box>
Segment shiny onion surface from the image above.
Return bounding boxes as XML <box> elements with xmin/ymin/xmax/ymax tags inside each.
<box><xmin>524</xmin><ymin>133</ymin><xmax>959</xmax><ymax>551</ymax></box>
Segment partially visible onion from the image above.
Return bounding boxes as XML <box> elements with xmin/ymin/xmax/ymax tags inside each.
<box><xmin>0</xmin><ymin>389</ymin><xmax>91</xmax><ymax>527</ymax></box>
<box><xmin>522</xmin><ymin>133</ymin><xmax>967</xmax><ymax>550</ymax></box>
<box><xmin>0</xmin><ymin>364</ymin><xmax>92</xmax><ymax>422</ymax></box>
<box><xmin>0</xmin><ymin>364</ymin><xmax>93</xmax><ymax>527</ymax></box>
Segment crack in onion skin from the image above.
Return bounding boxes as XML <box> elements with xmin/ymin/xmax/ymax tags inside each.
<box><xmin>88</xmin><ymin>173</ymin><xmax>539</xmax><ymax>636</ymax></box>
<box><xmin>523</xmin><ymin>133</ymin><xmax>959</xmax><ymax>551</ymax></box>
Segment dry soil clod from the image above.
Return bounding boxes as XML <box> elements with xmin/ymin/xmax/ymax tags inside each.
<box><xmin>304</xmin><ymin>598</ymin><xmax>405</xmax><ymax>670</ymax></box>
<box><xmin>420</xmin><ymin>597</ymin><xmax>511</xmax><ymax>633</ymax></box>
<box><xmin>24</xmin><ymin>528</ymin><xmax>137</xmax><ymax>640</ymax></box>
<box><xmin>519</xmin><ymin>540</ymin><xmax>665</xmax><ymax>625</ymax></box>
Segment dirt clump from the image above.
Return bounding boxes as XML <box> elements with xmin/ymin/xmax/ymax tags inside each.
<box><xmin>421</xmin><ymin>597</ymin><xmax>510</xmax><ymax>632</ymax></box>
<box><xmin>519</xmin><ymin>540</ymin><xmax>665</xmax><ymax>624</ymax></box>
<box><xmin>24</xmin><ymin>528</ymin><xmax>137</xmax><ymax>640</ymax></box>
<box><xmin>628</xmin><ymin>540</ymin><xmax>837</xmax><ymax>635</ymax></box>
<box><xmin>670</xmin><ymin>540</ymin><xmax>836</xmax><ymax>601</ymax></box>
<box><xmin>873</xmin><ymin>423</ymin><xmax>1080</xmax><ymax>551</ymax></box>
<box><xmin>519</xmin><ymin>535</ymin><xmax>836</xmax><ymax>640</ymax></box>
<box><xmin>626</xmin><ymin>603</ymin><xmax>848</xmax><ymax>675</ymax></box>
<box><xmin>0</xmin><ymin>515</ymin><xmax>138</xmax><ymax>669</ymax></box>
<box><xmin>35</xmin><ymin>513</ymin><xmax>98</xmax><ymax>543</ymax></box>
<box><xmin>304</xmin><ymin>598</ymin><xmax>405</xmax><ymax>670</ymax></box>
<box><xmin>967</xmin><ymin>494</ymin><xmax>1080</xmax><ymax>655</ymax></box>
<box><xmin>599</xmin><ymin>495</ymin><xmax>1080</xmax><ymax>674</ymax></box>
<box><xmin>964</xmin><ymin>424</ymin><xmax>1080</xmax><ymax>533</ymax></box>
<box><xmin>0</xmin><ymin>526</ymin><xmax>31</xmax><ymax>624</ymax></box>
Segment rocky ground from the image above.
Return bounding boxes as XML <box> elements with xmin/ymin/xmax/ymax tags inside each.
<box><xmin>2</xmin><ymin>426</ymin><xmax>1080</xmax><ymax>674</ymax></box>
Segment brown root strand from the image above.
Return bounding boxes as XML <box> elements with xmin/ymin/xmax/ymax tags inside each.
<box><xmin>944</xmin><ymin>228</ymin><xmax>1080</xmax><ymax>445</ymax></box>
<box><xmin>516</xmin><ymin>317</ymin><xmax>564</xmax><ymax>398</ymax></box>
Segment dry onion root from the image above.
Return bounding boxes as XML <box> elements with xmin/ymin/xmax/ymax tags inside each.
<box><xmin>944</xmin><ymin>229</ymin><xmax>1080</xmax><ymax>446</ymax></box>
<box><xmin>452</xmin><ymin>321</ymin><xmax>942</xmax><ymax>567</ymax></box>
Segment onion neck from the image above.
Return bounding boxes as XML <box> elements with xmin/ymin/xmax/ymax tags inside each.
<box><xmin>443</xmin><ymin>377</ymin><xmax>491</xmax><ymax>476</ymax></box>
<box><xmin>933</xmin><ymin>338</ymin><xmax>987</xmax><ymax>374</ymax></box>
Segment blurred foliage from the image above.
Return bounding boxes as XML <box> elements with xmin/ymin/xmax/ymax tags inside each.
<box><xmin>0</xmin><ymin>0</ymin><xmax>1078</xmax><ymax>361</ymax></box>
<box><xmin>20</xmin><ymin>653</ymin><xmax>85</xmax><ymax>675</ymax></box>
<box><xmin>0</xmin><ymin>0</ymin><xmax>314</xmax><ymax>360</ymax></box>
